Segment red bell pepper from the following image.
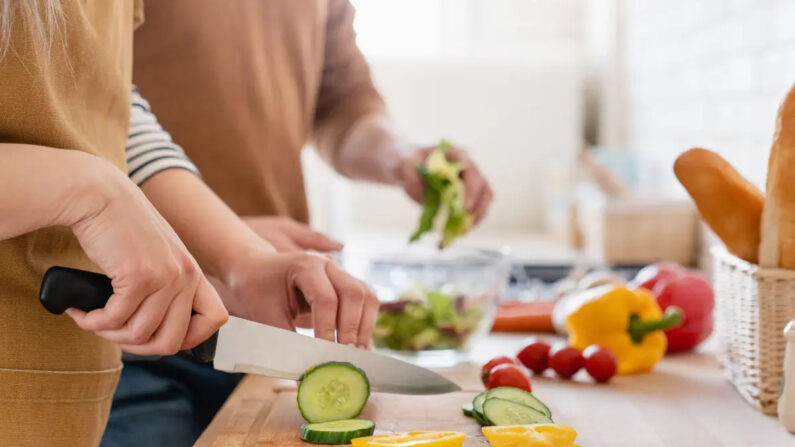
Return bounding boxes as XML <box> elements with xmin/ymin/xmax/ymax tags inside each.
<box><xmin>653</xmin><ymin>273</ymin><xmax>714</xmax><ymax>352</ymax></box>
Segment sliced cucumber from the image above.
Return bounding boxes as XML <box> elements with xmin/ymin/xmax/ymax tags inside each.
<box><xmin>472</xmin><ymin>391</ymin><xmax>488</xmax><ymax>416</ymax></box>
<box><xmin>298</xmin><ymin>362</ymin><xmax>370</xmax><ymax>423</ymax></box>
<box><xmin>473</xmin><ymin>411</ymin><xmax>490</xmax><ymax>426</ymax></box>
<box><xmin>485</xmin><ymin>387</ymin><xmax>552</xmax><ymax>419</ymax></box>
<box><xmin>482</xmin><ymin>398</ymin><xmax>553</xmax><ymax>426</ymax></box>
<box><xmin>462</xmin><ymin>402</ymin><xmax>474</xmax><ymax>417</ymax></box>
<box><xmin>471</xmin><ymin>392</ymin><xmax>490</xmax><ymax>426</ymax></box>
<box><xmin>300</xmin><ymin>419</ymin><xmax>375</xmax><ymax>445</ymax></box>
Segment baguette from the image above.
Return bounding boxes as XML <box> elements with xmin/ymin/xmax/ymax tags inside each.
<box><xmin>760</xmin><ymin>86</ymin><xmax>795</xmax><ymax>268</ymax></box>
<box><xmin>674</xmin><ymin>148</ymin><xmax>763</xmax><ymax>263</ymax></box>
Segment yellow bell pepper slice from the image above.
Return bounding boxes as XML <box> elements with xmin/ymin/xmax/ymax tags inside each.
<box><xmin>482</xmin><ymin>424</ymin><xmax>580</xmax><ymax>447</ymax></box>
<box><xmin>351</xmin><ymin>431</ymin><xmax>466</xmax><ymax>447</ymax></box>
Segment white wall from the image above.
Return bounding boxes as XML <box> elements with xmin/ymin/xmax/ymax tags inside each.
<box><xmin>617</xmin><ymin>0</ymin><xmax>795</xmax><ymax>194</ymax></box>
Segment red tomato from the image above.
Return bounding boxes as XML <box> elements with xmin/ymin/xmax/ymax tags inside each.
<box><xmin>549</xmin><ymin>345</ymin><xmax>583</xmax><ymax>379</ymax></box>
<box><xmin>517</xmin><ymin>339</ymin><xmax>551</xmax><ymax>374</ymax></box>
<box><xmin>631</xmin><ymin>262</ymin><xmax>685</xmax><ymax>293</ymax></box>
<box><xmin>485</xmin><ymin>363</ymin><xmax>532</xmax><ymax>392</ymax></box>
<box><xmin>481</xmin><ymin>356</ymin><xmax>518</xmax><ymax>385</ymax></box>
<box><xmin>583</xmin><ymin>345</ymin><xmax>618</xmax><ymax>383</ymax></box>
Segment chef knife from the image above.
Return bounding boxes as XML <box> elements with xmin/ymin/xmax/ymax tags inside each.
<box><xmin>39</xmin><ymin>266</ymin><xmax>461</xmax><ymax>395</ymax></box>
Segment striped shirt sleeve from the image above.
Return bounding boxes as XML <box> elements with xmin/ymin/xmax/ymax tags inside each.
<box><xmin>127</xmin><ymin>86</ymin><xmax>200</xmax><ymax>185</ymax></box>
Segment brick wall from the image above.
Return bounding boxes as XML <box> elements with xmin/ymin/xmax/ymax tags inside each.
<box><xmin>619</xmin><ymin>0</ymin><xmax>795</xmax><ymax>194</ymax></box>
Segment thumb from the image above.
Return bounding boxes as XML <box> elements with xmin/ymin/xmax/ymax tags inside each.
<box><xmin>181</xmin><ymin>278</ymin><xmax>228</xmax><ymax>349</ymax></box>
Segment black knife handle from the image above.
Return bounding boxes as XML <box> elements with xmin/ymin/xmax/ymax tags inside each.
<box><xmin>40</xmin><ymin>266</ymin><xmax>113</xmax><ymax>314</ymax></box>
<box><xmin>39</xmin><ymin>266</ymin><xmax>217</xmax><ymax>363</ymax></box>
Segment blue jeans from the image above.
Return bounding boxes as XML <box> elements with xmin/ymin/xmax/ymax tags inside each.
<box><xmin>100</xmin><ymin>356</ymin><xmax>242</xmax><ymax>447</ymax></box>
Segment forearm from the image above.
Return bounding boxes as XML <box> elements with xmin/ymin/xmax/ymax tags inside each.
<box><xmin>125</xmin><ymin>87</ymin><xmax>275</xmax><ymax>280</ymax></box>
<box><xmin>334</xmin><ymin>114</ymin><xmax>414</xmax><ymax>185</ymax></box>
<box><xmin>0</xmin><ymin>144</ymin><xmax>111</xmax><ymax>238</ymax></box>
<box><xmin>139</xmin><ymin>169</ymin><xmax>275</xmax><ymax>281</ymax></box>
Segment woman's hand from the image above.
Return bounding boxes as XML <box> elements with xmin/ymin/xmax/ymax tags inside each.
<box><xmin>65</xmin><ymin>159</ymin><xmax>228</xmax><ymax>355</ymax></box>
<box><xmin>243</xmin><ymin>216</ymin><xmax>343</xmax><ymax>252</ymax></box>
<box><xmin>0</xmin><ymin>145</ymin><xmax>228</xmax><ymax>356</ymax></box>
<box><xmin>219</xmin><ymin>250</ymin><xmax>378</xmax><ymax>349</ymax></box>
<box><xmin>398</xmin><ymin>145</ymin><xmax>493</xmax><ymax>225</ymax></box>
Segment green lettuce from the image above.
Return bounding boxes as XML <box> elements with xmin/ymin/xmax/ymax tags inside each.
<box><xmin>409</xmin><ymin>139</ymin><xmax>473</xmax><ymax>248</ymax></box>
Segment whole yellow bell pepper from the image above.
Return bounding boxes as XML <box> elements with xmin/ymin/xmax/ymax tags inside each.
<box><xmin>565</xmin><ymin>285</ymin><xmax>683</xmax><ymax>375</ymax></box>
<box><xmin>351</xmin><ymin>431</ymin><xmax>466</xmax><ymax>447</ymax></box>
<box><xmin>482</xmin><ymin>424</ymin><xmax>580</xmax><ymax>447</ymax></box>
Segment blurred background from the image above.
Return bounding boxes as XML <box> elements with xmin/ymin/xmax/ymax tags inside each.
<box><xmin>304</xmin><ymin>0</ymin><xmax>795</xmax><ymax>268</ymax></box>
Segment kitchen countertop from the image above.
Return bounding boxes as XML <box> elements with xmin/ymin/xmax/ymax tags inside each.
<box><xmin>194</xmin><ymin>333</ymin><xmax>794</xmax><ymax>446</ymax></box>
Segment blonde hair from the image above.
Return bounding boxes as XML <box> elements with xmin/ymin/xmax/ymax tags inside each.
<box><xmin>0</xmin><ymin>0</ymin><xmax>64</xmax><ymax>60</ymax></box>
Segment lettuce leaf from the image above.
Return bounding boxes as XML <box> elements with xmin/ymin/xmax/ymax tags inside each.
<box><xmin>409</xmin><ymin>139</ymin><xmax>473</xmax><ymax>248</ymax></box>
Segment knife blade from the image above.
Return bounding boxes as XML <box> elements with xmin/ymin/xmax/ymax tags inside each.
<box><xmin>39</xmin><ymin>266</ymin><xmax>461</xmax><ymax>395</ymax></box>
<box><xmin>213</xmin><ymin>315</ymin><xmax>460</xmax><ymax>394</ymax></box>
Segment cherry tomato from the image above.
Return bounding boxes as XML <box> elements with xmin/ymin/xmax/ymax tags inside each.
<box><xmin>583</xmin><ymin>345</ymin><xmax>618</xmax><ymax>383</ymax></box>
<box><xmin>485</xmin><ymin>363</ymin><xmax>532</xmax><ymax>392</ymax></box>
<box><xmin>517</xmin><ymin>339</ymin><xmax>551</xmax><ymax>374</ymax></box>
<box><xmin>631</xmin><ymin>262</ymin><xmax>684</xmax><ymax>293</ymax></box>
<box><xmin>549</xmin><ymin>345</ymin><xmax>583</xmax><ymax>379</ymax></box>
<box><xmin>481</xmin><ymin>356</ymin><xmax>518</xmax><ymax>385</ymax></box>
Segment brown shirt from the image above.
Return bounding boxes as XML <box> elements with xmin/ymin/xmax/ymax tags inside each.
<box><xmin>133</xmin><ymin>0</ymin><xmax>384</xmax><ymax>222</ymax></box>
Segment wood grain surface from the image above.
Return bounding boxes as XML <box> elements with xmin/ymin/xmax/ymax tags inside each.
<box><xmin>196</xmin><ymin>334</ymin><xmax>795</xmax><ymax>447</ymax></box>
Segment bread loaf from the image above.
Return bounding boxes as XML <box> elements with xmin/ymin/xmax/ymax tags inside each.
<box><xmin>760</xmin><ymin>86</ymin><xmax>795</xmax><ymax>268</ymax></box>
<box><xmin>674</xmin><ymin>148</ymin><xmax>763</xmax><ymax>263</ymax></box>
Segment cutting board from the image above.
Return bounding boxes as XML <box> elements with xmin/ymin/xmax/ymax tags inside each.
<box><xmin>197</xmin><ymin>335</ymin><xmax>795</xmax><ymax>447</ymax></box>
<box><xmin>205</xmin><ymin>380</ymin><xmax>487</xmax><ymax>447</ymax></box>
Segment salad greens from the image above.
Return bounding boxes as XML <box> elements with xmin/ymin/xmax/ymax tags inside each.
<box><xmin>373</xmin><ymin>289</ymin><xmax>483</xmax><ymax>351</ymax></box>
<box><xmin>409</xmin><ymin>139</ymin><xmax>473</xmax><ymax>248</ymax></box>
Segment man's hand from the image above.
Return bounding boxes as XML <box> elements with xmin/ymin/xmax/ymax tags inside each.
<box><xmin>218</xmin><ymin>251</ymin><xmax>378</xmax><ymax>348</ymax></box>
<box><xmin>398</xmin><ymin>145</ymin><xmax>493</xmax><ymax>224</ymax></box>
<box><xmin>244</xmin><ymin>216</ymin><xmax>343</xmax><ymax>252</ymax></box>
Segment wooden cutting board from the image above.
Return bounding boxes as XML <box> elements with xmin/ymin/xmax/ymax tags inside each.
<box><xmin>197</xmin><ymin>335</ymin><xmax>795</xmax><ymax>447</ymax></box>
<box><xmin>211</xmin><ymin>386</ymin><xmax>488</xmax><ymax>447</ymax></box>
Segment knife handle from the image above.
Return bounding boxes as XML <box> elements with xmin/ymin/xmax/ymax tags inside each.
<box><xmin>39</xmin><ymin>266</ymin><xmax>217</xmax><ymax>363</ymax></box>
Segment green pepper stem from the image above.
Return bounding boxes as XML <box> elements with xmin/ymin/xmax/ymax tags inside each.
<box><xmin>627</xmin><ymin>306</ymin><xmax>684</xmax><ymax>344</ymax></box>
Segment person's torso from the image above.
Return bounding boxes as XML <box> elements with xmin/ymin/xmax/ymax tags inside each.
<box><xmin>0</xmin><ymin>0</ymin><xmax>138</xmax><ymax>370</ymax></box>
<box><xmin>134</xmin><ymin>0</ymin><xmax>331</xmax><ymax>221</ymax></box>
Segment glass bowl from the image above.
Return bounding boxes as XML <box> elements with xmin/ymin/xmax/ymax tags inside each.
<box><xmin>341</xmin><ymin>246</ymin><xmax>510</xmax><ymax>368</ymax></box>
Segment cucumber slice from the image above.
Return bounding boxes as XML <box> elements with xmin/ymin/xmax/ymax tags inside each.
<box><xmin>298</xmin><ymin>362</ymin><xmax>370</xmax><ymax>423</ymax></box>
<box><xmin>300</xmin><ymin>419</ymin><xmax>375</xmax><ymax>445</ymax></box>
<box><xmin>462</xmin><ymin>402</ymin><xmax>474</xmax><ymax>417</ymax></box>
<box><xmin>485</xmin><ymin>387</ymin><xmax>552</xmax><ymax>418</ymax></box>
<box><xmin>482</xmin><ymin>398</ymin><xmax>553</xmax><ymax>426</ymax></box>
<box><xmin>472</xmin><ymin>391</ymin><xmax>488</xmax><ymax>416</ymax></box>
<box><xmin>472</xmin><ymin>411</ymin><xmax>490</xmax><ymax>426</ymax></box>
<box><xmin>471</xmin><ymin>392</ymin><xmax>490</xmax><ymax>426</ymax></box>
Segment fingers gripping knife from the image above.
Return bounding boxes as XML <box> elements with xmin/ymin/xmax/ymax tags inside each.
<box><xmin>39</xmin><ymin>266</ymin><xmax>460</xmax><ymax>395</ymax></box>
<box><xmin>38</xmin><ymin>266</ymin><xmax>217</xmax><ymax>362</ymax></box>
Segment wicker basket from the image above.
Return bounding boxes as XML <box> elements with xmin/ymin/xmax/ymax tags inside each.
<box><xmin>712</xmin><ymin>247</ymin><xmax>795</xmax><ymax>415</ymax></box>
<box><xmin>577</xmin><ymin>195</ymin><xmax>698</xmax><ymax>265</ymax></box>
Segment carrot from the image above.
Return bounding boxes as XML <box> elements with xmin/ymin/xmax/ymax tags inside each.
<box><xmin>491</xmin><ymin>301</ymin><xmax>555</xmax><ymax>333</ymax></box>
